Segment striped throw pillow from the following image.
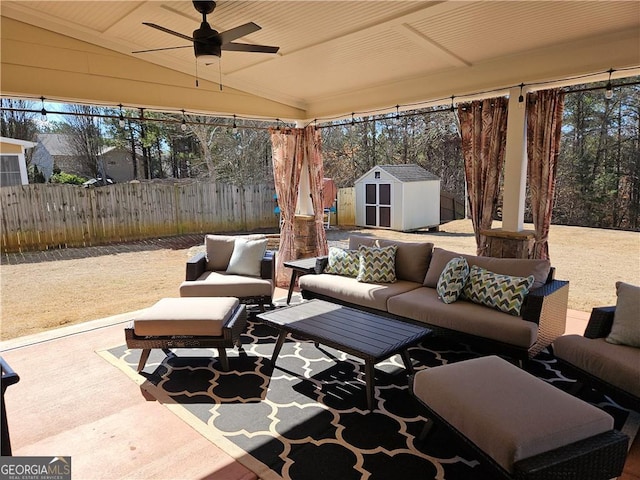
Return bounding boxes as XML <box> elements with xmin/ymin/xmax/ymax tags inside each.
<box><xmin>323</xmin><ymin>247</ymin><xmax>360</xmax><ymax>278</ymax></box>
<box><xmin>356</xmin><ymin>245</ymin><xmax>397</xmax><ymax>283</ymax></box>
<box><xmin>436</xmin><ymin>257</ymin><xmax>469</xmax><ymax>304</ymax></box>
<box><xmin>464</xmin><ymin>265</ymin><xmax>534</xmax><ymax>316</ymax></box>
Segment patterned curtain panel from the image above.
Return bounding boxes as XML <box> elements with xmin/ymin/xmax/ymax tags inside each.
<box><xmin>304</xmin><ymin>126</ymin><xmax>329</xmax><ymax>258</ymax></box>
<box><xmin>457</xmin><ymin>97</ymin><xmax>509</xmax><ymax>255</ymax></box>
<box><xmin>526</xmin><ymin>89</ymin><xmax>565</xmax><ymax>260</ymax></box>
<box><xmin>270</xmin><ymin>128</ymin><xmax>304</xmax><ymax>286</ymax></box>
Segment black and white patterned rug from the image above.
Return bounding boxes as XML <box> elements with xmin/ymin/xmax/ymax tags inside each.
<box><xmin>99</xmin><ymin>308</ymin><xmax>634</xmax><ymax>480</ymax></box>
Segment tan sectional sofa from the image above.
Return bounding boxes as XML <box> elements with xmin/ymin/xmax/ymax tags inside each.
<box><xmin>300</xmin><ymin>235</ymin><xmax>570</xmax><ymax>361</ymax></box>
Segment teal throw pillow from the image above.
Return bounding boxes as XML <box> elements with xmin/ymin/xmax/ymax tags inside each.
<box><xmin>356</xmin><ymin>245</ymin><xmax>397</xmax><ymax>283</ymax></box>
<box><xmin>436</xmin><ymin>257</ymin><xmax>470</xmax><ymax>304</ymax></box>
<box><xmin>323</xmin><ymin>247</ymin><xmax>360</xmax><ymax>278</ymax></box>
<box><xmin>464</xmin><ymin>265</ymin><xmax>534</xmax><ymax>316</ymax></box>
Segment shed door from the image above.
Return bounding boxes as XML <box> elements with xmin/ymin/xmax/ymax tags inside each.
<box><xmin>365</xmin><ymin>183</ymin><xmax>391</xmax><ymax>228</ymax></box>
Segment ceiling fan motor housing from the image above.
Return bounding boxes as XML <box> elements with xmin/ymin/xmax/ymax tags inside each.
<box><xmin>193</xmin><ymin>23</ymin><xmax>222</xmax><ymax>58</ymax></box>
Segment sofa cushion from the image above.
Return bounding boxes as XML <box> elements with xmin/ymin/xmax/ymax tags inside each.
<box><xmin>606</xmin><ymin>281</ymin><xmax>640</xmax><ymax>347</ymax></box>
<box><xmin>348</xmin><ymin>235</ymin><xmax>433</xmax><ymax>283</ymax></box>
<box><xmin>324</xmin><ymin>247</ymin><xmax>360</xmax><ymax>278</ymax></box>
<box><xmin>423</xmin><ymin>248</ymin><xmax>550</xmax><ymax>290</ymax></box>
<box><xmin>205</xmin><ymin>234</ymin><xmax>265</xmax><ymax>271</ymax></box>
<box><xmin>463</xmin><ymin>265</ymin><xmax>534</xmax><ymax>316</ymax></box>
<box><xmin>387</xmin><ymin>287</ymin><xmax>537</xmax><ymax>348</ymax></box>
<box><xmin>226</xmin><ymin>237</ymin><xmax>268</xmax><ymax>277</ymax></box>
<box><xmin>180</xmin><ymin>271</ymin><xmax>273</xmax><ymax>298</ymax></box>
<box><xmin>436</xmin><ymin>257</ymin><xmax>470</xmax><ymax>304</ymax></box>
<box><xmin>299</xmin><ymin>274</ymin><xmax>420</xmax><ymax>312</ymax></box>
<box><xmin>357</xmin><ymin>244</ymin><xmax>398</xmax><ymax>283</ymax></box>
<box><xmin>554</xmin><ymin>335</ymin><xmax>640</xmax><ymax>398</ymax></box>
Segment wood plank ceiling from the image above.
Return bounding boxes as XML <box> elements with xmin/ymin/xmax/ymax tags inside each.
<box><xmin>1</xmin><ymin>1</ymin><xmax>639</xmax><ymax>121</ymax></box>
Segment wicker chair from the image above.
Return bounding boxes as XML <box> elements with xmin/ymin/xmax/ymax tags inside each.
<box><xmin>553</xmin><ymin>306</ymin><xmax>640</xmax><ymax>411</ymax></box>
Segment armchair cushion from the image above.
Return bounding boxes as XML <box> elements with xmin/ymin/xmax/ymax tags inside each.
<box><xmin>606</xmin><ymin>281</ymin><xmax>640</xmax><ymax>347</ymax></box>
<box><xmin>226</xmin><ymin>237</ymin><xmax>268</xmax><ymax>277</ymax></box>
<box><xmin>205</xmin><ymin>234</ymin><xmax>265</xmax><ymax>271</ymax></box>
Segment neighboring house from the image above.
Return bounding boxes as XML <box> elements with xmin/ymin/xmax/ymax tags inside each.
<box><xmin>31</xmin><ymin>133</ymin><xmax>136</xmax><ymax>182</ymax></box>
<box><xmin>99</xmin><ymin>145</ymin><xmax>136</xmax><ymax>183</ymax></box>
<box><xmin>0</xmin><ymin>136</ymin><xmax>37</xmax><ymax>187</ymax></box>
<box><xmin>355</xmin><ymin>164</ymin><xmax>440</xmax><ymax>231</ymax></box>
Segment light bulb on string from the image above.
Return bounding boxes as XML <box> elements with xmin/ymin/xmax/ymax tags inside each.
<box><xmin>40</xmin><ymin>96</ymin><xmax>47</xmax><ymax>120</ymax></box>
<box><xmin>181</xmin><ymin>110</ymin><xmax>187</xmax><ymax>131</ymax></box>
<box><xmin>232</xmin><ymin>114</ymin><xmax>238</xmax><ymax>134</ymax></box>
<box><xmin>118</xmin><ymin>104</ymin><xmax>125</xmax><ymax>127</ymax></box>
<box><xmin>605</xmin><ymin>68</ymin><xmax>614</xmax><ymax>100</ymax></box>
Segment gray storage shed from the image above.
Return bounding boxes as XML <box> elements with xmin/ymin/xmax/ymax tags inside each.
<box><xmin>355</xmin><ymin>164</ymin><xmax>440</xmax><ymax>231</ymax></box>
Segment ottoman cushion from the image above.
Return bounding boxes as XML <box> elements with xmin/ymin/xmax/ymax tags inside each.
<box><xmin>133</xmin><ymin>297</ymin><xmax>239</xmax><ymax>337</ymax></box>
<box><xmin>413</xmin><ymin>355</ymin><xmax>614</xmax><ymax>473</ymax></box>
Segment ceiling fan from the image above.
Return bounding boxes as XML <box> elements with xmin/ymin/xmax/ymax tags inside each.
<box><xmin>133</xmin><ymin>0</ymin><xmax>279</xmax><ymax>63</ymax></box>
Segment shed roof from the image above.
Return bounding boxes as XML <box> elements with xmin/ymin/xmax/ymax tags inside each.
<box><xmin>376</xmin><ymin>164</ymin><xmax>440</xmax><ymax>183</ymax></box>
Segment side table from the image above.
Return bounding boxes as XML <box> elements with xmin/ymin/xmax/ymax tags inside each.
<box><xmin>283</xmin><ymin>257</ymin><xmax>318</xmax><ymax>304</ymax></box>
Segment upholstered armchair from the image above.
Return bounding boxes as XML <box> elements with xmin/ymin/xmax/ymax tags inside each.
<box><xmin>179</xmin><ymin>234</ymin><xmax>276</xmax><ymax>311</ymax></box>
<box><xmin>553</xmin><ymin>282</ymin><xmax>640</xmax><ymax>411</ymax></box>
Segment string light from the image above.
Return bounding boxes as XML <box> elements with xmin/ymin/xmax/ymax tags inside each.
<box><xmin>181</xmin><ymin>109</ymin><xmax>187</xmax><ymax>131</ymax></box>
<box><xmin>518</xmin><ymin>83</ymin><xmax>525</xmax><ymax>103</ymax></box>
<box><xmin>40</xmin><ymin>96</ymin><xmax>47</xmax><ymax>119</ymax></box>
<box><xmin>450</xmin><ymin>95</ymin><xmax>455</xmax><ymax>113</ymax></box>
<box><xmin>118</xmin><ymin>104</ymin><xmax>125</xmax><ymax>127</ymax></box>
<box><xmin>6</xmin><ymin>66</ymin><xmax>636</xmax><ymax>130</ymax></box>
<box><xmin>395</xmin><ymin>105</ymin><xmax>400</xmax><ymax>120</ymax></box>
<box><xmin>605</xmin><ymin>68</ymin><xmax>614</xmax><ymax>100</ymax></box>
<box><xmin>232</xmin><ymin>114</ymin><xmax>238</xmax><ymax>133</ymax></box>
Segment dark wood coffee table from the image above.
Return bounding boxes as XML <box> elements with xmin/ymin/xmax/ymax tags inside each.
<box><xmin>257</xmin><ymin>299</ymin><xmax>432</xmax><ymax>411</ymax></box>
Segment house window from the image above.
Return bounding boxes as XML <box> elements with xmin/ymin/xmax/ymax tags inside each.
<box><xmin>374</xmin><ymin>171</ymin><xmax>381</xmax><ymax>179</ymax></box>
<box><xmin>0</xmin><ymin>155</ymin><xmax>22</xmax><ymax>187</ymax></box>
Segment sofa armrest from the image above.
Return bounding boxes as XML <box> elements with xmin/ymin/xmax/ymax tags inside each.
<box><xmin>315</xmin><ymin>256</ymin><xmax>329</xmax><ymax>274</ymax></box>
<box><xmin>260</xmin><ymin>250</ymin><xmax>276</xmax><ymax>280</ymax></box>
<box><xmin>522</xmin><ymin>279</ymin><xmax>570</xmax><ymax>358</ymax></box>
<box><xmin>185</xmin><ymin>252</ymin><xmax>207</xmax><ymax>281</ymax></box>
<box><xmin>584</xmin><ymin>306</ymin><xmax>616</xmax><ymax>339</ymax></box>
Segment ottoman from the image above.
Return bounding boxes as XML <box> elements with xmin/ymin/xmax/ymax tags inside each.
<box><xmin>125</xmin><ymin>297</ymin><xmax>247</xmax><ymax>372</ymax></box>
<box><xmin>411</xmin><ymin>356</ymin><xmax>629</xmax><ymax>480</ymax></box>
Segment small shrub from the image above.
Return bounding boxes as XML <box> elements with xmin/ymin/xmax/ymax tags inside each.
<box><xmin>50</xmin><ymin>172</ymin><xmax>86</xmax><ymax>185</ymax></box>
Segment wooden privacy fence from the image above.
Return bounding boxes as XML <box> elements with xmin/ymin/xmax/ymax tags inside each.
<box><xmin>1</xmin><ymin>182</ymin><xmax>278</xmax><ymax>253</ymax></box>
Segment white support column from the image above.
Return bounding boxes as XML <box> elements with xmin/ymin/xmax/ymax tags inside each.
<box><xmin>501</xmin><ymin>86</ymin><xmax>529</xmax><ymax>232</ymax></box>
<box><xmin>295</xmin><ymin>121</ymin><xmax>314</xmax><ymax>215</ymax></box>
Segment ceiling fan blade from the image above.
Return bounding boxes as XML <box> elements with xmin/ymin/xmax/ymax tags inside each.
<box><xmin>132</xmin><ymin>45</ymin><xmax>193</xmax><ymax>54</ymax></box>
<box><xmin>143</xmin><ymin>22</ymin><xmax>194</xmax><ymax>43</ymax></box>
<box><xmin>222</xmin><ymin>42</ymin><xmax>279</xmax><ymax>54</ymax></box>
<box><xmin>219</xmin><ymin>22</ymin><xmax>261</xmax><ymax>44</ymax></box>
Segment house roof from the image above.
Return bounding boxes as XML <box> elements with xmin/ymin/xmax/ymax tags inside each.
<box><xmin>0</xmin><ymin>136</ymin><xmax>37</xmax><ymax>149</ymax></box>
<box><xmin>358</xmin><ymin>164</ymin><xmax>440</xmax><ymax>183</ymax></box>
<box><xmin>36</xmin><ymin>133</ymin><xmax>75</xmax><ymax>156</ymax></box>
<box><xmin>1</xmin><ymin>1</ymin><xmax>638</xmax><ymax>122</ymax></box>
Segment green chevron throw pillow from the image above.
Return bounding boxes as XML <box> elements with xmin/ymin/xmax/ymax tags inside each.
<box><xmin>324</xmin><ymin>247</ymin><xmax>360</xmax><ymax>278</ymax></box>
<box><xmin>356</xmin><ymin>244</ymin><xmax>397</xmax><ymax>283</ymax></box>
<box><xmin>436</xmin><ymin>257</ymin><xmax>470</xmax><ymax>304</ymax></box>
<box><xmin>464</xmin><ymin>265</ymin><xmax>534</xmax><ymax>316</ymax></box>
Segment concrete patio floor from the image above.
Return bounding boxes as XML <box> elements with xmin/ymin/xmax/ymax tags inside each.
<box><xmin>1</xmin><ymin>293</ymin><xmax>638</xmax><ymax>480</ymax></box>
